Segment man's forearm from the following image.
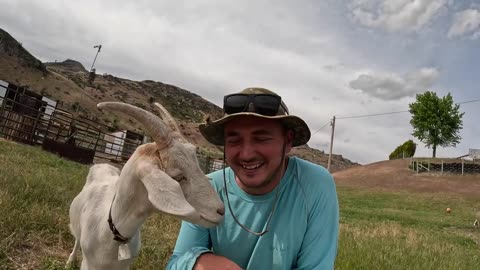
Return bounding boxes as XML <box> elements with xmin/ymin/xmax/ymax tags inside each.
<box><xmin>194</xmin><ymin>253</ymin><xmax>243</xmax><ymax>270</ymax></box>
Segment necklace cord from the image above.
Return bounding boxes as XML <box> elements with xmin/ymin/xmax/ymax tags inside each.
<box><xmin>222</xmin><ymin>142</ymin><xmax>286</xmax><ymax>236</ymax></box>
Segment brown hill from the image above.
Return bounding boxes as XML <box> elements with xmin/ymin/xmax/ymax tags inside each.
<box><xmin>0</xmin><ymin>27</ymin><xmax>358</xmax><ymax>171</ymax></box>
<box><xmin>333</xmin><ymin>159</ymin><xmax>480</xmax><ymax>197</ymax></box>
<box><xmin>45</xmin><ymin>59</ymin><xmax>88</xmax><ymax>73</ymax></box>
<box><xmin>0</xmin><ymin>28</ymin><xmax>47</xmax><ymax>74</ymax></box>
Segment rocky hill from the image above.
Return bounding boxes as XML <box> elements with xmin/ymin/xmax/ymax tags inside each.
<box><xmin>0</xmin><ymin>28</ymin><xmax>47</xmax><ymax>74</ymax></box>
<box><xmin>45</xmin><ymin>59</ymin><xmax>88</xmax><ymax>73</ymax></box>
<box><xmin>0</xmin><ymin>28</ymin><xmax>358</xmax><ymax>172</ymax></box>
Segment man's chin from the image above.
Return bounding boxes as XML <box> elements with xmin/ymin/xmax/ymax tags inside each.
<box><xmin>242</xmin><ymin>181</ymin><xmax>264</xmax><ymax>189</ymax></box>
<box><xmin>237</xmin><ymin>175</ymin><xmax>270</xmax><ymax>189</ymax></box>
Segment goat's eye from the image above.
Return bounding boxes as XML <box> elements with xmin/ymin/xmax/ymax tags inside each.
<box><xmin>172</xmin><ymin>175</ymin><xmax>186</xmax><ymax>182</ymax></box>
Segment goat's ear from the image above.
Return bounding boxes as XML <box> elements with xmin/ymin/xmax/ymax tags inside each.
<box><xmin>140</xmin><ymin>168</ymin><xmax>197</xmax><ymax>218</ymax></box>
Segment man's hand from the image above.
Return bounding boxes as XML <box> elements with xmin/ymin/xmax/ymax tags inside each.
<box><xmin>194</xmin><ymin>253</ymin><xmax>243</xmax><ymax>270</ymax></box>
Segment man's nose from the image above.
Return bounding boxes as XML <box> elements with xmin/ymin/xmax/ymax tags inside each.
<box><xmin>238</xmin><ymin>142</ymin><xmax>256</xmax><ymax>159</ymax></box>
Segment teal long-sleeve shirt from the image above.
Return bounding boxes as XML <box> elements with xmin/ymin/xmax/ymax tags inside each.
<box><xmin>167</xmin><ymin>157</ymin><xmax>339</xmax><ymax>270</ymax></box>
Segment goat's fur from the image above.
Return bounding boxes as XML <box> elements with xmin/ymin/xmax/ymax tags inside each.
<box><xmin>67</xmin><ymin>102</ymin><xmax>224</xmax><ymax>270</ymax></box>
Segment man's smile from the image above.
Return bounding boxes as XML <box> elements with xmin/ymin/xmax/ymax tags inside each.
<box><xmin>241</xmin><ymin>162</ymin><xmax>264</xmax><ymax>170</ymax></box>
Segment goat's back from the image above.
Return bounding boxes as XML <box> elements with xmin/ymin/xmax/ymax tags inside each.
<box><xmin>69</xmin><ymin>164</ymin><xmax>120</xmax><ymax>236</ymax></box>
<box><xmin>85</xmin><ymin>163</ymin><xmax>121</xmax><ymax>186</ymax></box>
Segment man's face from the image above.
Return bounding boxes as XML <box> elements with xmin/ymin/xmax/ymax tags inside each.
<box><xmin>224</xmin><ymin>116</ymin><xmax>293</xmax><ymax>195</ymax></box>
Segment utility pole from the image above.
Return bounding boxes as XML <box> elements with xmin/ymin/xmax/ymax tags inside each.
<box><xmin>90</xmin><ymin>45</ymin><xmax>102</xmax><ymax>72</ymax></box>
<box><xmin>88</xmin><ymin>45</ymin><xmax>102</xmax><ymax>87</ymax></box>
<box><xmin>327</xmin><ymin>116</ymin><xmax>336</xmax><ymax>172</ymax></box>
<box><xmin>79</xmin><ymin>45</ymin><xmax>102</xmax><ymax>113</ymax></box>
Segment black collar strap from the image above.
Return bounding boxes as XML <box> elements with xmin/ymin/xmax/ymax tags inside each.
<box><xmin>108</xmin><ymin>194</ymin><xmax>129</xmax><ymax>244</ymax></box>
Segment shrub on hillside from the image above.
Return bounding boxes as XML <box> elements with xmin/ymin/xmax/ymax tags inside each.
<box><xmin>389</xmin><ymin>140</ymin><xmax>416</xmax><ymax>160</ymax></box>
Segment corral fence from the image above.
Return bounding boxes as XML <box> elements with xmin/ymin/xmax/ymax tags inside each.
<box><xmin>0</xmin><ymin>81</ymin><xmax>223</xmax><ymax>174</ymax></box>
<box><xmin>198</xmin><ymin>155</ymin><xmax>225</xmax><ymax>174</ymax></box>
<box><xmin>410</xmin><ymin>157</ymin><xmax>480</xmax><ymax>175</ymax></box>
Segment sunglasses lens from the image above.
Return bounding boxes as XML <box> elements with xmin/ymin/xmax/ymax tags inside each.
<box><xmin>254</xmin><ymin>95</ymin><xmax>280</xmax><ymax>116</ymax></box>
<box><xmin>224</xmin><ymin>94</ymin><xmax>282</xmax><ymax>116</ymax></box>
<box><xmin>224</xmin><ymin>95</ymin><xmax>249</xmax><ymax>114</ymax></box>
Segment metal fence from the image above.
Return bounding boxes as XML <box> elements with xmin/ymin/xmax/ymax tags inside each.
<box><xmin>410</xmin><ymin>158</ymin><xmax>480</xmax><ymax>175</ymax></box>
<box><xmin>198</xmin><ymin>155</ymin><xmax>225</xmax><ymax>174</ymax></box>
<box><xmin>0</xmin><ymin>82</ymin><xmax>223</xmax><ymax>173</ymax></box>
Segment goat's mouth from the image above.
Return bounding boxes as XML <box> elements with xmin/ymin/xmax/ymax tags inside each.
<box><xmin>200</xmin><ymin>214</ymin><xmax>221</xmax><ymax>226</ymax></box>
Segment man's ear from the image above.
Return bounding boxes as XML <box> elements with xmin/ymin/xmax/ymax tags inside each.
<box><xmin>285</xmin><ymin>129</ymin><xmax>294</xmax><ymax>153</ymax></box>
<box><xmin>139</xmin><ymin>168</ymin><xmax>198</xmax><ymax>219</ymax></box>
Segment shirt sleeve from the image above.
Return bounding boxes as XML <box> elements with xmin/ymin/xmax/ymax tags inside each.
<box><xmin>166</xmin><ymin>221</ymin><xmax>213</xmax><ymax>270</ymax></box>
<box><xmin>294</xmin><ymin>172</ymin><xmax>339</xmax><ymax>270</ymax></box>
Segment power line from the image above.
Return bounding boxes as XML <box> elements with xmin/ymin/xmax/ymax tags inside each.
<box><xmin>335</xmin><ymin>98</ymin><xmax>480</xmax><ymax>120</ymax></box>
<box><xmin>315</xmin><ymin>97</ymin><xmax>480</xmax><ymax>166</ymax></box>
<box><xmin>311</xmin><ymin>121</ymin><xmax>331</xmax><ymax>135</ymax></box>
<box><xmin>337</xmin><ymin>110</ymin><xmax>408</xmax><ymax>120</ymax></box>
<box><xmin>459</xmin><ymin>98</ymin><xmax>480</xmax><ymax>104</ymax></box>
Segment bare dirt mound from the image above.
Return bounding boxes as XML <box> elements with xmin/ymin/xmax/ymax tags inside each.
<box><xmin>333</xmin><ymin>159</ymin><xmax>480</xmax><ymax>197</ymax></box>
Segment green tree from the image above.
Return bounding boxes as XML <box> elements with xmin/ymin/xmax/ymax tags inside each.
<box><xmin>389</xmin><ymin>139</ymin><xmax>416</xmax><ymax>160</ymax></box>
<box><xmin>409</xmin><ymin>91</ymin><xmax>464</xmax><ymax>158</ymax></box>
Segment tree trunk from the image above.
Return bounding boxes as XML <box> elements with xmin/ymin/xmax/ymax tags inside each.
<box><xmin>432</xmin><ymin>144</ymin><xmax>437</xmax><ymax>158</ymax></box>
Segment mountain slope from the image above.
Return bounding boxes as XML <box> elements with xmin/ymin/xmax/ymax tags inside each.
<box><xmin>0</xmin><ymin>27</ymin><xmax>358</xmax><ymax>171</ymax></box>
<box><xmin>0</xmin><ymin>28</ymin><xmax>47</xmax><ymax>74</ymax></box>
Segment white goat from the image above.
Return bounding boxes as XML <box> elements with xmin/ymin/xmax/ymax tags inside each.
<box><xmin>66</xmin><ymin>102</ymin><xmax>224</xmax><ymax>270</ymax></box>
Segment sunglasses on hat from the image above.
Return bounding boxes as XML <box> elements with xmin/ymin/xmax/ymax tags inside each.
<box><xmin>223</xmin><ymin>94</ymin><xmax>288</xmax><ymax>116</ymax></box>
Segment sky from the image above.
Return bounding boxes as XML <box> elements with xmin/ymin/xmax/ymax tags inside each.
<box><xmin>1</xmin><ymin>0</ymin><xmax>479</xmax><ymax>164</ymax></box>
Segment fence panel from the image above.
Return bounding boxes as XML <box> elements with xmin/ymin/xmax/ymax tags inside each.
<box><xmin>410</xmin><ymin>158</ymin><xmax>480</xmax><ymax>175</ymax></box>
<box><xmin>0</xmin><ymin>85</ymin><xmax>144</xmax><ymax>164</ymax></box>
<box><xmin>0</xmin><ymin>83</ymin><xmax>223</xmax><ymax>169</ymax></box>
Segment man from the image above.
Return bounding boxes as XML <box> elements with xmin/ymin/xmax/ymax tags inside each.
<box><xmin>167</xmin><ymin>87</ymin><xmax>339</xmax><ymax>270</ymax></box>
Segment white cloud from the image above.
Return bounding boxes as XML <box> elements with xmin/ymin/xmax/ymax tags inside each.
<box><xmin>472</xmin><ymin>30</ymin><xmax>480</xmax><ymax>39</ymax></box>
<box><xmin>0</xmin><ymin>0</ymin><xmax>478</xmax><ymax>165</ymax></box>
<box><xmin>349</xmin><ymin>68</ymin><xmax>440</xmax><ymax>100</ymax></box>
<box><xmin>448</xmin><ymin>9</ymin><xmax>480</xmax><ymax>38</ymax></box>
<box><xmin>350</xmin><ymin>0</ymin><xmax>447</xmax><ymax>33</ymax></box>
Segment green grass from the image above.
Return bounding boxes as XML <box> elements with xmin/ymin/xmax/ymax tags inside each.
<box><xmin>337</xmin><ymin>187</ymin><xmax>480</xmax><ymax>269</ymax></box>
<box><xmin>0</xmin><ymin>140</ymin><xmax>180</xmax><ymax>269</ymax></box>
<box><xmin>1</xmin><ymin>140</ymin><xmax>479</xmax><ymax>269</ymax></box>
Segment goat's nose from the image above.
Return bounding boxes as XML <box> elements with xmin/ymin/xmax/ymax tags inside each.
<box><xmin>217</xmin><ymin>206</ymin><xmax>225</xmax><ymax>216</ymax></box>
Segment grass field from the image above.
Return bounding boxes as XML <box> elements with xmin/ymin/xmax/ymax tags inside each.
<box><xmin>1</xmin><ymin>140</ymin><xmax>479</xmax><ymax>269</ymax></box>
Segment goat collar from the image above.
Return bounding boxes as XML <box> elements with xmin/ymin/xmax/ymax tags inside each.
<box><xmin>108</xmin><ymin>194</ymin><xmax>129</xmax><ymax>244</ymax></box>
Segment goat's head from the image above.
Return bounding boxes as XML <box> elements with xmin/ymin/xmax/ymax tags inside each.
<box><xmin>97</xmin><ymin>102</ymin><xmax>224</xmax><ymax>228</ymax></box>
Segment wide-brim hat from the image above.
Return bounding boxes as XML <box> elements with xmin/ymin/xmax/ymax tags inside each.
<box><xmin>199</xmin><ymin>87</ymin><xmax>311</xmax><ymax>147</ymax></box>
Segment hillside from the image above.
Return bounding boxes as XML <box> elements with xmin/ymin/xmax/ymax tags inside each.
<box><xmin>333</xmin><ymin>159</ymin><xmax>480</xmax><ymax>197</ymax></box>
<box><xmin>0</xmin><ymin>27</ymin><xmax>358</xmax><ymax>171</ymax></box>
<box><xmin>45</xmin><ymin>59</ymin><xmax>88</xmax><ymax>73</ymax></box>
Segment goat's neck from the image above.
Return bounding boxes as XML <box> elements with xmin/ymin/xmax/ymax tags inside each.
<box><xmin>109</xmin><ymin>160</ymin><xmax>152</xmax><ymax>240</ymax></box>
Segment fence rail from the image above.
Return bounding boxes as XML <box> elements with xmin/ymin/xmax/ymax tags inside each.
<box><xmin>0</xmin><ymin>82</ymin><xmax>223</xmax><ymax>173</ymax></box>
<box><xmin>409</xmin><ymin>158</ymin><xmax>480</xmax><ymax>175</ymax></box>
